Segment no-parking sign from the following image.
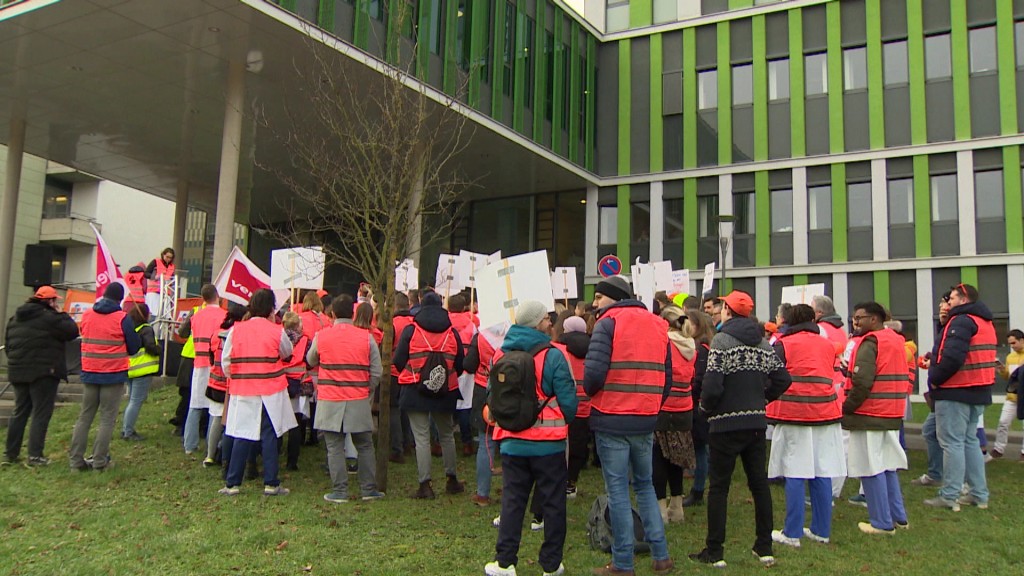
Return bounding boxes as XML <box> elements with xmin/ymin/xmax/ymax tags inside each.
<box><xmin>598</xmin><ymin>255</ymin><xmax>622</xmax><ymax>278</ymax></box>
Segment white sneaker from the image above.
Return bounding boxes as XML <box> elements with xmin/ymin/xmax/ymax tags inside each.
<box><xmin>984</xmin><ymin>453</ymin><xmax>994</xmax><ymax>463</ymax></box>
<box><xmin>771</xmin><ymin>529</ymin><xmax>800</xmax><ymax>548</ymax></box>
<box><xmin>531</xmin><ymin>519</ymin><xmax>544</xmax><ymax>531</ymax></box>
<box><xmin>751</xmin><ymin>550</ymin><xmax>776</xmax><ymax>567</ymax></box>
<box><xmin>803</xmin><ymin>528</ymin><xmax>830</xmax><ymax>544</ymax></box>
<box><xmin>911</xmin><ymin>474</ymin><xmax>940</xmax><ymax>486</ymax></box>
<box><xmin>542</xmin><ymin>563</ymin><xmax>565</xmax><ymax>576</ymax></box>
<box><xmin>484</xmin><ymin>561</ymin><xmax>517</xmax><ymax>576</ymax></box>
<box><xmin>492</xmin><ymin>515</ymin><xmax>501</xmax><ymax>528</ymax></box>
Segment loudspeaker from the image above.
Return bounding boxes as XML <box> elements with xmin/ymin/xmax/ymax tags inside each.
<box><xmin>24</xmin><ymin>243</ymin><xmax>54</xmax><ymax>287</ymax></box>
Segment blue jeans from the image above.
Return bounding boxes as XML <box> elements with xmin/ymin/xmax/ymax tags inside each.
<box><xmin>122</xmin><ymin>377</ymin><xmax>151</xmax><ymax>437</ymax></box>
<box><xmin>225</xmin><ymin>406</ymin><xmax>280</xmax><ymax>488</ymax></box>
<box><xmin>861</xmin><ymin>471</ymin><xmax>907</xmax><ymax>530</ymax></box>
<box><xmin>183</xmin><ymin>407</ymin><xmax>205</xmax><ymax>453</ymax></box>
<box><xmin>921</xmin><ymin>412</ymin><xmax>943</xmax><ymax>482</ymax></box>
<box><xmin>783</xmin><ymin>477</ymin><xmax>832</xmax><ymax>539</ymax></box>
<box><xmin>935</xmin><ymin>400</ymin><xmax>989</xmax><ymax>502</ymax></box>
<box><xmin>692</xmin><ymin>440</ymin><xmax>709</xmax><ymax>492</ymax></box>
<box><xmin>595</xmin><ymin>432</ymin><xmax>669</xmax><ymax>570</ymax></box>
<box><xmin>476</xmin><ymin>430</ymin><xmax>497</xmax><ymax>498</ymax></box>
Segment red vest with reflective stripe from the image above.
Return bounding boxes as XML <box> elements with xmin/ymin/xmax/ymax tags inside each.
<box><xmin>80</xmin><ymin>309</ymin><xmax>129</xmax><ymax>373</ymax></box>
<box><xmin>450</xmin><ymin>312</ymin><xmax>477</xmax><ymax>357</ymax></box>
<box><xmin>283</xmin><ymin>334</ymin><xmax>309</xmax><ymax>379</ymax></box>
<box><xmin>768</xmin><ymin>330</ymin><xmax>842</xmax><ymax>423</ymax></box>
<box><xmin>147</xmin><ymin>260</ymin><xmax>175</xmax><ymax>293</ymax></box>
<box><xmin>228</xmin><ymin>318</ymin><xmax>287</xmax><ymax>396</ymax></box>
<box><xmin>473</xmin><ymin>333</ymin><xmax>498</xmax><ymax>388</ymax></box>
<box><xmin>317</xmin><ymin>323</ymin><xmax>373</xmax><ymax>402</ymax></box>
<box><xmin>209</xmin><ymin>330</ymin><xmax>229</xmax><ymax>392</ymax></box>
<box><xmin>845</xmin><ymin>328</ymin><xmax>909</xmax><ymax>419</ymax></box>
<box><xmin>391</xmin><ymin>315</ymin><xmax>415</xmax><ymax>377</ymax></box>
<box><xmin>399</xmin><ymin>324</ymin><xmax>459</xmax><ymax>391</ymax></box>
<box><xmin>125</xmin><ymin>271</ymin><xmax>146</xmax><ymax>301</ymax></box>
<box><xmin>299</xmin><ymin>310</ymin><xmax>328</xmax><ymax>342</ymax></box>
<box><xmin>492</xmin><ymin>348</ymin><xmax>568</xmax><ymax>442</ymax></box>
<box><xmin>190</xmin><ymin>305</ymin><xmax>226</xmax><ymax>368</ymax></box>
<box><xmin>589</xmin><ymin>307</ymin><xmax>669</xmax><ymax>417</ymax></box>
<box><xmin>552</xmin><ymin>341</ymin><xmax>590</xmax><ymax>418</ymax></box>
<box><xmin>663</xmin><ymin>344</ymin><xmax>695</xmax><ymax>414</ymax></box>
<box><xmin>818</xmin><ymin>321</ymin><xmax>847</xmax><ymax>384</ymax></box>
<box><xmin>936</xmin><ymin>314</ymin><xmax>998</xmax><ymax>389</ymax></box>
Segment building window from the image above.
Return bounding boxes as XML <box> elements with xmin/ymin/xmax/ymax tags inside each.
<box><xmin>734</xmin><ymin>192</ymin><xmax>756</xmax><ymax>235</ymax></box>
<box><xmin>599</xmin><ymin>206</ymin><xmax>618</xmax><ymax>245</ymax></box>
<box><xmin>930</xmin><ymin>174</ymin><xmax>958</xmax><ymax>221</ymax></box>
<box><xmin>502</xmin><ymin>1</ymin><xmax>515</xmax><ymax>96</ymax></box>
<box><xmin>429</xmin><ymin>0</ymin><xmax>444</xmax><ymax>54</ymax></box>
<box><xmin>698</xmin><ymin>69</ymin><xmax>717</xmax><ymax>110</ymax></box>
<box><xmin>631</xmin><ymin>202</ymin><xmax>651</xmax><ymax>243</ymax></box>
<box><xmin>456</xmin><ymin>1</ymin><xmax>470</xmax><ymax>71</ymax></box>
<box><xmin>969</xmin><ymin>26</ymin><xmax>997</xmax><ymax>74</ymax></box>
<box><xmin>888</xmin><ymin>178</ymin><xmax>914</xmax><ymax>225</ymax></box>
<box><xmin>732</xmin><ymin>63</ymin><xmax>753</xmax><ymax>106</ymax></box>
<box><xmin>544</xmin><ymin>32</ymin><xmax>554</xmax><ymax>120</ymax></box>
<box><xmin>847</xmin><ymin>182</ymin><xmax>872</xmax><ymax>228</ymax></box>
<box><xmin>975</xmin><ymin>170</ymin><xmax>1004</xmax><ymax>219</ymax></box>
<box><xmin>561</xmin><ymin>47</ymin><xmax>571</xmax><ymax>130</ymax></box>
<box><xmin>606</xmin><ymin>0</ymin><xmax>630</xmax><ymax>33</ymax></box>
<box><xmin>697</xmin><ymin>195</ymin><xmax>719</xmax><ymax>237</ymax></box>
<box><xmin>664</xmin><ymin>198</ymin><xmax>683</xmax><ymax>240</ymax></box>
<box><xmin>522</xmin><ymin>16</ymin><xmax>535</xmax><ymax>108</ymax></box>
<box><xmin>925</xmin><ymin>33</ymin><xmax>952</xmax><ymax>80</ymax></box>
<box><xmin>771</xmin><ymin>188</ymin><xmax>793</xmax><ymax>232</ymax></box>
<box><xmin>1017</xmin><ymin>21</ymin><xmax>1024</xmax><ymax>67</ymax></box>
<box><xmin>369</xmin><ymin>0</ymin><xmax>385</xmax><ymax>21</ymax></box>
<box><xmin>768</xmin><ymin>58</ymin><xmax>789</xmax><ymax>100</ymax></box>
<box><xmin>805</xmin><ymin>52</ymin><xmax>828</xmax><ymax>96</ymax></box>
<box><xmin>883</xmin><ymin>40</ymin><xmax>909</xmax><ymax>86</ymax></box>
<box><xmin>653</xmin><ymin>0</ymin><xmax>676</xmax><ymax>24</ymax></box>
<box><xmin>809</xmin><ymin>185</ymin><xmax>832</xmax><ymax>230</ymax></box>
<box><xmin>43</xmin><ymin>180</ymin><xmax>72</xmax><ymax>219</ymax></box>
<box><xmin>843</xmin><ymin>46</ymin><xmax>867</xmax><ymax>91</ymax></box>
<box><xmin>50</xmin><ymin>246</ymin><xmax>67</xmax><ymax>285</ymax></box>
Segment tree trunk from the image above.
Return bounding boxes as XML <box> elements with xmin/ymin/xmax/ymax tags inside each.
<box><xmin>374</xmin><ymin>267</ymin><xmax>397</xmax><ymax>492</ymax></box>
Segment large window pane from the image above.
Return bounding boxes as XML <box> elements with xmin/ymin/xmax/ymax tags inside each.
<box><xmin>808</xmin><ymin>185</ymin><xmax>832</xmax><ymax>230</ymax></box>
<box><xmin>805</xmin><ymin>52</ymin><xmax>828</xmax><ymax>95</ymax></box>
<box><xmin>768</xmin><ymin>58</ymin><xmax>789</xmax><ymax>100</ymax></box>
<box><xmin>888</xmin><ymin>178</ymin><xmax>914</xmax><ymax>225</ymax></box>
<box><xmin>734</xmin><ymin>192</ymin><xmax>756</xmax><ymax>235</ymax></box>
<box><xmin>771</xmin><ymin>189</ymin><xmax>793</xmax><ymax>232</ymax></box>
<box><xmin>698</xmin><ymin>195</ymin><xmax>719</xmax><ymax>237</ymax></box>
<box><xmin>664</xmin><ymin>198</ymin><xmax>683</xmax><ymax>240</ymax></box>
<box><xmin>930</xmin><ymin>174</ymin><xmax>958</xmax><ymax>221</ymax></box>
<box><xmin>969</xmin><ymin>26</ymin><xmax>997</xmax><ymax>74</ymax></box>
<box><xmin>925</xmin><ymin>33</ymin><xmax>952</xmax><ymax>80</ymax></box>
<box><xmin>698</xmin><ymin>69</ymin><xmax>718</xmax><ymax>110</ymax></box>
<box><xmin>975</xmin><ymin>170</ymin><xmax>1004</xmax><ymax>219</ymax></box>
<box><xmin>653</xmin><ymin>0</ymin><xmax>676</xmax><ymax>24</ymax></box>
<box><xmin>883</xmin><ymin>40</ymin><xmax>908</xmax><ymax>86</ymax></box>
<box><xmin>429</xmin><ymin>0</ymin><xmax>444</xmax><ymax>54</ymax></box>
<box><xmin>631</xmin><ymin>202</ymin><xmax>651</xmax><ymax>242</ymax></box>
<box><xmin>843</xmin><ymin>47</ymin><xmax>867</xmax><ymax>90</ymax></box>
<box><xmin>599</xmin><ymin>206</ymin><xmax>618</xmax><ymax>245</ymax></box>
<box><xmin>733</xmin><ymin>64</ymin><xmax>753</xmax><ymax>105</ymax></box>
<box><xmin>606</xmin><ymin>0</ymin><xmax>630</xmax><ymax>33</ymax></box>
<box><xmin>848</xmin><ymin>182</ymin><xmax>872</xmax><ymax>228</ymax></box>
<box><xmin>1017</xmin><ymin>22</ymin><xmax>1024</xmax><ymax>67</ymax></box>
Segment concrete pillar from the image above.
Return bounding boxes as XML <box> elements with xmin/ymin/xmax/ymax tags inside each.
<box><xmin>406</xmin><ymin>155</ymin><xmax>425</xmax><ymax>268</ymax></box>
<box><xmin>0</xmin><ymin>117</ymin><xmax>26</xmax><ymax>340</ymax></box>
<box><xmin>211</xmin><ymin>56</ymin><xmax>246</xmax><ymax>275</ymax></box>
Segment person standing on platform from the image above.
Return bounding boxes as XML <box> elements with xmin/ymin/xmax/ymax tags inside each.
<box><xmin>144</xmin><ymin>248</ymin><xmax>175</xmax><ymax>316</ymax></box>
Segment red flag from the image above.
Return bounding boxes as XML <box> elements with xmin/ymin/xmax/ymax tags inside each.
<box><xmin>89</xmin><ymin>223</ymin><xmax>126</xmax><ymax>299</ymax></box>
<box><xmin>214</xmin><ymin>246</ymin><xmax>286</xmax><ymax>306</ymax></box>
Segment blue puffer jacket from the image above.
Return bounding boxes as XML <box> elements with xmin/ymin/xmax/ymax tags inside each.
<box><xmin>928</xmin><ymin>300</ymin><xmax>994</xmax><ymax>406</ymax></box>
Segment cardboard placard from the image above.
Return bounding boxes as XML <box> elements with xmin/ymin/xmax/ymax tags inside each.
<box><xmin>395</xmin><ymin>259</ymin><xmax>418</xmax><ymax>292</ymax></box>
<box><xmin>780</xmin><ymin>283</ymin><xmax>826</xmax><ymax>305</ymax></box>
<box><xmin>701</xmin><ymin>262</ymin><xmax>716</xmax><ymax>296</ymax></box>
<box><xmin>671</xmin><ymin>269</ymin><xmax>690</xmax><ymax>294</ymax></box>
<box><xmin>270</xmin><ymin>247</ymin><xmax>325</xmax><ymax>290</ymax></box>
<box><xmin>475</xmin><ymin>251</ymin><xmax>555</xmax><ymax>328</ymax></box>
<box><xmin>652</xmin><ymin>261</ymin><xmax>674</xmax><ymax>292</ymax></box>
<box><xmin>630</xmin><ymin>259</ymin><xmax>656</xmax><ymax>312</ymax></box>
<box><xmin>550</xmin><ymin>267</ymin><xmax>578</xmax><ymax>300</ymax></box>
<box><xmin>434</xmin><ymin>253</ymin><xmax>462</xmax><ymax>296</ymax></box>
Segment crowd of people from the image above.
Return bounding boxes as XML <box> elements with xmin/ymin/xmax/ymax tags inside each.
<box><xmin>1</xmin><ymin>262</ymin><xmax>1011</xmax><ymax>574</ymax></box>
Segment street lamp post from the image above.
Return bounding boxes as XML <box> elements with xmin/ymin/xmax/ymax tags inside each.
<box><xmin>716</xmin><ymin>214</ymin><xmax>735</xmax><ymax>296</ymax></box>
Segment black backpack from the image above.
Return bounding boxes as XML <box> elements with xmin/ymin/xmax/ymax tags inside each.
<box><xmin>417</xmin><ymin>330</ymin><xmax>453</xmax><ymax>398</ymax></box>
<box><xmin>487</xmin><ymin>343</ymin><xmax>550</xmax><ymax>432</ymax></box>
<box><xmin>586</xmin><ymin>495</ymin><xmax>651</xmax><ymax>554</ymax></box>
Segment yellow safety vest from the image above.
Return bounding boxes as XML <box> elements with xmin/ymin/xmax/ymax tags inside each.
<box><xmin>180</xmin><ymin>305</ymin><xmax>199</xmax><ymax>359</ymax></box>
<box><xmin>128</xmin><ymin>323</ymin><xmax>160</xmax><ymax>378</ymax></box>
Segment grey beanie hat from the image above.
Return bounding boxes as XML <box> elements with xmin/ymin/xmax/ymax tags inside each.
<box><xmin>595</xmin><ymin>274</ymin><xmax>632</xmax><ymax>302</ymax></box>
<box><xmin>515</xmin><ymin>300</ymin><xmax>549</xmax><ymax>327</ymax></box>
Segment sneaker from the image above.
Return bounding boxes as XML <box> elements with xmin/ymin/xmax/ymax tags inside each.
<box><xmin>688</xmin><ymin>549</ymin><xmax>727</xmax><ymax>568</ymax></box>
<box><xmin>990</xmin><ymin>449</ymin><xmax>1004</xmax><ymax>459</ymax></box>
<box><xmin>911</xmin><ymin>474</ymin><xmax>940</xmax><ymax>486</ymax></box>
<box><xmin>848</xmin><ymin>494</ymin><xmax>868</xmax><ymax>507</ymax></box>
<box><xmin>492</xmin><ymin>515</ymin><xmax>501</xmax><ymax>528</ymax></box>
<box><xmin>323</xmin><ymin>492</ymin><xmax>349</xmax><ymax>503</ymax></box>
<box><xmin>471</xmin><ymin>494</ymin><xmax>492</xmax><ymax>507</ymax></box>
<box><xmin>530</xmin><ymin>518</ymin><xmax>544</xmax><ymax>531</ymax></box>
<box><xmin>752</xmin><ymin>550</ymin><xmax>776</xmax><ymax>567</ymax></box>
<box><xmin>264</xmin><ymin>485</ymin><xmax>290</xmax><ymax>496</ymax></box>
<box><xmin>956</xmin><ymin>494</ymin><xmax>989</xmax><ymax>509</ymax></box>
<box><xmin>361</xmin><ymin>491</ymin><xmax>386</xmax><ymax>501</ymax></box>
<box><xmin>895</xmin><ymin>521</ymin><xmax>910</xmax><ymax>529</ymax></box>
<box><xmin>25</xmin><ymin>456</ymin><xmax>51</xmax><ymax>467</ymax></box>
<box><xmin>542</xmin><ymin>563</ymin><xmax>566</xmax><ymax>576</ymax></box>
<box><xmin>566</xmin><ymin>482</ymin><xmax>577</xmax><ymax>499</ymax></box>
<box><xmin>218</xmin><ymin>486</ymin><xmax>240</xmax><ymax>496</ymax></box>
<box><xmin>803</xmin><ymin>528</ymin><xmax>830</xmax><ymax>543</ymax></box>
<box><xmin>122</xmin><ymin>432</ymin><xmax>145</xmax><ymax>442</ymax></box>
<box><xmin>0</xmin><ymin>455</ymin><xmax>16</xmax><ymax>466</ymax></box>
<box><xmin>483</xmin><ymin>561</ymin><xmax>517</xmax><ymax>576</ymax></box>
<box><xmin>983</xmin><ymin>453</ymin><xmax>994</xmax><ymax>463</ymax></box>
<box><xmin>346</xmin><ymin>459</ymin><xmax>358</xmax><ymax>474</ymax></box>
<box><xmin>681</xmin><ymin>489</ymin><xmax>704</xmax><ymax>507</ymax></box>
<box><xmin>202</xmin><ymin>457</ymin><xmax>217</xmax><ymax>468</ymax></box>
<box><xmin>923</xmin><ymin>497</ymin><xmax>960</xmax><ymax>512</ymax></box>
<box><xmin>858</xmin><ymin>522</ymin><xmax>895</xmax><ymax>535</ymax></box>
<box><xmin>772</xmin><ymin>529</ymin><xmax>800</xmax><ymax>548</ymax></box>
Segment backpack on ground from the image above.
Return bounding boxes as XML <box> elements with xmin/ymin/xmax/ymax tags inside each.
<box><xmin>417</xmin><ymin>330</ymin><xmax>453</xmax><ymax>398</ymax></box>
<box><xmin>487</xmin><ymin>343</ymin><xmax>551</xmax><ymax>432</ymax></box>
<box><xmin>586</xmin><ymin>494</ymin><xmax>651</xmax><ymax>554</ymax></box>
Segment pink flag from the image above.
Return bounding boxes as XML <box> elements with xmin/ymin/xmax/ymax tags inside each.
<box><xmin>89</xmin><ymin>223</ymin><xmax>125</xmax><ymax>299</ymax></box>
<box><xmin>214</xmin><ymin>246</ymin><xmax>287</xmax><ymax>306</ymax></box>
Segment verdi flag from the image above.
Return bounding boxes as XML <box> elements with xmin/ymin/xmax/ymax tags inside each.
<box><xmin>89</xmin><ymin>223</ymin><xmax>126</xmax><ymax>299</ymax></box>
<box><xmin>213</xmin><ymin>245</ymin><xmax>288</xmax><ymax>306</ymax></box>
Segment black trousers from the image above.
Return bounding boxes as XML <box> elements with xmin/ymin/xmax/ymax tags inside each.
<box><xmin>174</xmin><ymin>356</ymin><xmax>194</xmax><ymax>426</ymax></box>
<box><xmin>652</xmin><ymin>439</ymin><xmax>684</xmax><ymax>500</ymax></box>
<box><xmin>567</xmin><ymin>417</ymin><xmax>590</xmax><ymax>483</ymax></box>
<box><xmin>705</xmin><ymin>429</ymin><xmax>773</xmax><ymax>557</ymax></box>
<box><xmin>5</xmin><ymin>377</ymin><xmax>60</xmax><ymax>459</ymax></box>
<box><xmin>495</xmin><ymin>452</ymin><xmax>567</xmax><ymax>573</ymax></box>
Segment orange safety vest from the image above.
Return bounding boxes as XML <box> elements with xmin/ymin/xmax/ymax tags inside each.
<box><xmin>818</xmin><ymin>321</ymin><xmax>848</xmax><ymax>385</ymax></box>
<box><xmin>473</xmin><ymin>332</ymin><xmax>498</xmax><ymax>388</ymax></box>
<box><xmin>935</xmin><ymin>313</ymin><xmax>998</xmax><ymax>389</ymax></box>
<box><xmin>208</xmin><ymin>330</ymin><xmax>229</xmax><ymax>392</ymax></box>
<box><xmin>299</xmin><ymin>310</ymin><xmax>328</xmax><ymax>343</ymax></box>
<box><xmin>905</xmin><ymin>342</ymin><xmax>918</xmax><ymax>394</ymax></box>
<box><xmin>80</xmin><ymin>309</ymin><xmax>129</xmax><ymax>373</ymax></box>
<box><xmin>398</xmin><ymin>324</ymin><xmax>459</xmax><ymax>392</ymax></box>
<box><xmin>768</xmin><ymin>330</ymin><xmax>842</xmax><ymax>424</ymax></box>
<box><xmin>663</xmin><ymin>343</ymin><xmax>695</xmax><ymax>414</ymax></box>
<box><xmin>316</xmin><ymin>323</ymin><xmax>373</xmax><ymax>402</ymax></box>
<box><xmin>147</xmin><ymin>259</ymin><xmax>175</xmax><ymax>293</ymax></box>
<box><xmin>227</xmin><ymin>317</ymin><xmax>287</xmax><ymax>397</ymax></box>
<box><xmin>589</xmin><ymin>307</ymin><xmax>669</xmax><ymax>417</ymax></box>
<box><xmin>450</xmin><ymin>311</ymin><xmax>477</xmax><ymax>357</ymax></box>
<box><xmin>125</xmin><ymin>271</ymin><xmax>146</xmax><ymax>302</ymax></box>
<box><xmin>845</xmin><ymin>328</ymin><xmax>909</xmax><ymax>419</ymax></box>
<box><xmin>552</xmin><ymin>341</ymin><xmax>590</xmax><ymax>418</ymax></box>
<box><xmin>391</xmin><ymin>314</ymin><xmax>415</xmax><ymax>378</ymax></box>
<box><xmin>190</xmin><ymin>305</ymin><xmax>227</xmax><ymax>369</ymax></box>
<box><xmin>492</xmin><ymin>348</ymin><xmax>568</xmax><ymax>442</ymax></box>
<box><xmin>283</xmin><ymin>334</ymin><xmax>309</xmax><ymax>380</ymax></box>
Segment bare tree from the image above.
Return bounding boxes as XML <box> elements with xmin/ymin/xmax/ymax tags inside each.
<box><xmin>255</xmin><ymin>21</ymin><xmax>475</xmax><ymax>491</ymax></box>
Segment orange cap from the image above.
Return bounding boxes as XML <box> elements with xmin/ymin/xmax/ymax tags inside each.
<box><xmin>34</xmin><ymin>286</ymin><xmax>58</xmax><ymax>300</ymax></box>
<box><xmin>722</xmin><ymin>290</ymin><xmax>754</xmax><ymax>317</ymax></box>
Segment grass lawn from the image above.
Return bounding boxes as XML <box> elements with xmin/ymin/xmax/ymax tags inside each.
<box><xmin>2</xmin><ymin>385</ymin><xmax>1021</xmax><ymax>576</ymax></box>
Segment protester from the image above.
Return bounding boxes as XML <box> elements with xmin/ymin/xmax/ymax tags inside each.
<box><xmin>552</xmin><ymin>315</ymin><xmax>590</xmax><ymax>500</ymax></box>
<box><xmin>992</xmin><ymin>329</ymin><xmax>1024</xmax><ymax>460</ymax></box>
<box><xmin>122</xmin><ymin>303</ymin><xmax>161</xmax><ymax>441</ymax></box>
<box><xmin>281</xmin><ymin>311</ymin><xmax>310</xmax><ymax>471</ymax></box>
<box><xmin>913</xmin><ymin>291</ymin><xmax>952</xmax><ymax>488</ymax></box>
<box><xmin>184</xmin><ymin>285</ymin><xmax>226</xmax><ymax>456</ymax></box>
<box><xmin>172</xmin><ymin>308</ymin><xmax>198</xmax><ymax>437</ymax></box>
<box><xmin>144</xmin><ymin>247</ymin><xmax>175</xmax><ymax>314</ymax></box>
<box><xmin>654</xmin><ymin>305</ymin><xmax>695</xmax><ymax>525</ymax></box>
<box><xmin>683</xmin><ymin>310</ymin><xmax>716</xmax><ymax>508</ymax></box>
<box><xmin>387</xmin><ymin>292</ymin><xmax>415</xmax><ymax>463</ymax></box>
<box><xmin>204</xmin><ymin>302</ymin><xmax>247</xmax><ymax>468</ymax></box>
<box><xmin>465</xmin><ymin>323</ymin><xmax>504</xmax><ymax>506</ymax></box>
<box><xmin>2</xmin><ymin>286</ymin><xmax>79</xmax><ymax>466</ymax></box>
<box><xmin>298</xmin><ymin>292</ymin><xmax>328</xmax><ymax>446</ymax></box>
<box><xmin>449</xmin><ymin>294</ymin><xmax>478</xmax><ymax>457</ymax></box>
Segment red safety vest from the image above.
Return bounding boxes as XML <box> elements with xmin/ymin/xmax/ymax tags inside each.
<box><xmin>190</xmin><ymin>305</ymin><xmax>226</xmax><ymax>369</ymax></box>
<box><xmin>316</xmin><ymin>323</ymin><xmax>373</xmax><ymax>402</ymax></box>
<box><xmin>147</xmin><ymin>259</ymin><xmax>175</xmax><ymax>293</ymax></box>
<box><xmin>473</xmin><ymin>333</ymin><xmax>498</xmax><ymax>388</ymax></box>
<box><xmin>391</xmin><ymin>314</ymin><xmax>415</xmax><ymax>378</ymax></box>
<box><xmin>768</xmin><ymin>330</ymin><xmax>842</xmax><ymax>424</ymax></box>
<box><xmin>492</xmin><ymin>348</ymin><xmax>568</xmax><ymax>442</ymax></box>
<box><xmin>450</xmin><ymin>311</ymin><xmax>477</xmax><ymax>358</ymax></box>
<box><xmin>283</xmin><ymin>334</ymin><xmax>309</xmax><ymax>380</ymax></box>
<box><xmin>663</xmin><ymin>343</ymin><xmax>695</xmax><ymax>414</ymax></box>
<box><xmin>125</xmin><ymin>270</ymin><xmax>146</xmax><ymax>302</ymax></box>
<box><xmin>398</xmin><ymin>324</ymin><xmax>459</xmax><ymax>392</ymax></box>
<box><xmin>818</xmin><ymin>321</ymin><xmax>848</xmax><ymax>384</ymax></box>
<box><xmin>80</xmin><ymin>309</ymin><xmax>129</xmax><ymax>373</ymax></box>
<box><xmin>552</xmin><ymin>341</ymin><xmax>590</xmax><ymax>418</ymax></box>
<box><xmin>935</xmin><ymin>313</ymin><xmax>998</xmax><ymax>389</ymax></box>
<box><xmin>589</xmin><ymin>307</ymin><xmax>669</xmax><ymax>417</ymax></box>
<box><xmin>209</xmin><ymin>330</ymin><xmax>229</xmax><ymax>392</ymax></box>
<box><xmin>299</xmin><ymin>310</ymin><xmax>328</xmax><ymax>343</ymax></box>
<box><xmin>845</xmin><ymin>328</ymin><xmax>909</xmax><ymax>419</ymax></box>
<box><xmin>227</xmin><ymin>317</ymin><xmax>287</xmax><ymax>397</ymax></box>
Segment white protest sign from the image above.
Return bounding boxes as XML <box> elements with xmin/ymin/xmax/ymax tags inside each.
<box><xmin>550</xmin><ymin>267</ymin><xmax>578</xmax><ymax>300</ymax></box>
<box><xmin>394</xmin><ymin>259</ymin><xmax>418</xmax><ymax>292</ymax></box>
<box><xmin>434</xmin><ymin>253</ymin><xmax>463</xmax><ymax>296</ymax></box>
<box><xmin>652</xmin><ymin>261</ymin><xmax>674</xmax><ymax>292</ymax></box>
<box><xmin>630</xmin><ymin>259</ymin><xmax>657</xmax><ymax>312</ymax></box>
<box><xmin>701</xmin><ymin>262</ymin><xmax>716</xmax><ymax>295</ymax></box>
<box><xmin>671</xmin><ymin>269</ymin><xmax>690</xmax><ymax>294</ymax></box>
<box><xmin>458</xmin><ymin>250</ymin><xmax>489</xmax><ymax>289</ymax></box>
<box><xmin>488</xmin><ymin>250</ymin><xmax>502</xmax><ymax>265</ymax></box>
<box><xmin>780</xmin><ymin>283</ymin><xmax>826</xmax><ymax>305</ymax></box>
<box><xmin>270</xmin><ymin>247</ymin><xmax>325</xmax><ymax>290</ymax></box>
<box><xmin>475</xmin><ymin>251</ymin><xmax>555</xmax><ymax>328</ymax></box>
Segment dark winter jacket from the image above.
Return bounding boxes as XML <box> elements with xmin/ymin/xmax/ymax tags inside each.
<box><xmin>136</xmin><ymin>320</ymin><xmax>162</xmax><ymax>357</ymax></box>
<box><xmin>80</xmin><ymin>297</ymin><xmax>142</xmax><ymax>385</ymax></box>
<box><xmin>4</xmin><ymin>299</ymin><xmax>80</xmax><ymax>383</ymax></box>
<box><xmin>393</xmin><ymin>303</ymin><xmax>464</xmax><ymax>413</ymax></box>
<box><xmin>927</xmin><ymin>300</ymin><xmax>995</xmax><ymax>406</ymax></box>
<box><xmin>701</xmin><ymin>316</ymin><xmax>791</xmax><ymax>433</ymax></box>
<box><xmin>690</xmin><ymin>343</ymin><xmax>710</xmax><ymax>443</ymax></box>
<box><xmin>584</xmin><ymin>300</ymin><xmax>672</xmax><ymax>436</ymax></box>
<box><xmin>558</xmin><ymin>330</ymin><xmax>591</xmax><ymax>361</ymax></box>
<box><xmin>818</xmin><ymin>314</ymin><xmax>845</xmax><ymax>331</ymax></box>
